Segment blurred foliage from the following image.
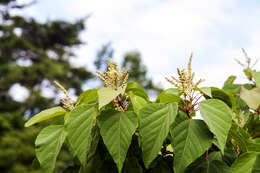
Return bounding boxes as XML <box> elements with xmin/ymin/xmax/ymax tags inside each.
<box><xmin>0</xmin><ymin>0</ymin><xmax>93</xmax><ymax>172</ymax></box>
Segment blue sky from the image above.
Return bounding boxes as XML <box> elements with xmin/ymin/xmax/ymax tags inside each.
<box><xmin>11</xmin><ymin>0</ymin><xmax>260</xmax><ymax>98</ymax></box>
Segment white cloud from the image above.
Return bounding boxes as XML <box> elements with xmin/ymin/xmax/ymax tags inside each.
<box><xmin>12</xmin><ymin>0</ymin><xmax>260</xmax><ymax>89</ymax></box>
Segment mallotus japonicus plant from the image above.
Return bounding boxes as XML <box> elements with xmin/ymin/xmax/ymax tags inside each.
<box><xmin>25</xmin><ymin>50</ymin><xmax>260</xmax><ymax>173</ymax></box>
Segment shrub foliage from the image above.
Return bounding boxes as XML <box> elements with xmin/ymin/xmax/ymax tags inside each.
<box><xmin>26</xmin><ymin>54</ymin><xmax>260</xmax><ymax>173</ymax></box>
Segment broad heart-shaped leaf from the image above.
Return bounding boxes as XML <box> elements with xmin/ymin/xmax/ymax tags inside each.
<box><xmin>65</xmin><ymin>104</ymin><xmax>97</xmax><ymax>167</ymax></box>
<box><xmin>240</xmin><ymin>87</ymin><xmax>260</xmax><ymax>110</ymax></box>
<box><xmin>35</xmin><ymin>125</ymin><xmax>66</xmax><ymax>173</ymax></box>
<box><xmin>231</xmin><ymin>152</ymin><xmax>259</xmax><ymax>173</ymax></box>
<box><xmin>156</xmin><ymin>88</ymin><xmax>181</xmax><ymax>103</ymax></box>
<box><xmin>139</xmin><ymin>103</ymin><xmax>178</xmax><ymax>168</ymax></box>
<box><xmin>199</xmin><ymin>99</ymin><xmax>232</xmax><ymax>153</ymax></box>
<box><xmin>76</xmin><ymin>88</ymin><xmax>98</xmax><ymax>105</ymax></box>
<box><xmin>171</xmin><ymin>119</ymin><xmax>213</xmax><ymax>173</ymax></box>
<box><xmin>98</xmin><ymin>110</ymin><xmax>138</xmax><ymax>173</ymax></box>
<box><xmin>98</xmin><ymin>86</ymin><xmax>126</xmax><ymax>109</ymax></box>
<box><xmin>25</xmin><ymin>106</ymin><xmax>66</xmax><ymax>127</ymax></box>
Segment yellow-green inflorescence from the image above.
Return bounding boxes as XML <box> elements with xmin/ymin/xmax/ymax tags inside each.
<box><xmin>166</xmin><ymin>53</ymin><xmax>204</xmax><ymax>97</ymax></box>
<box><xmin>166</xmin><ymin>53</ymin><xmax>204</xmax><ymax>117</ymax></box>
<box><xmin>53</xmin><ymin>80</ymin><xmax>74</xmax><ymax>111</ymax></box>
<box><xmin>96</xmin><ymin>59</ymin><xmax>129</xmax><ymax>90</ymax></box>
<box><xmin>97</xmin><ymin>58</ymin><xmax>129</xmax><ymax>112</ymax></box>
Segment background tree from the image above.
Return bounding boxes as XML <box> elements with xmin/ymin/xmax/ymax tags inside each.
<box><xmin>122</xmin><ymin>51</ymin><xmax>162</xmax><ymax>95</ymax></box>
<box><xmin>0</xmin><ymin>0</ymin><xmax>93</xmax><ymax>172</ymax></box>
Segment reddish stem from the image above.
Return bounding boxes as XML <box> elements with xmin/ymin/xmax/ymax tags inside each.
<box><xmin>252</xmin><ymin>134</ymin><xmax>260</xmax><ymax>139</ymax></box>
<box><xmin>205</xmin><ymin>149</ymin><xmax>208</xmax><ymax>160</ymax></box>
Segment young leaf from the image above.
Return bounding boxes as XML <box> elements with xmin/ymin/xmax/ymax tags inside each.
<box><xmin>128</xmin><ymin>91</ymin><xmax>148</xmax><ymax>120</ymax></box>
<box><xmin>76</xmin><ymin>89</ymin><xmax>98</xmax><ymax>105</ymax></box>
<box><xmin>65</xmin><ymin>104</ymin><xmax>97</xmax><ymax>167</ymax></box>
<box><xmin>240</xmin><ymin>87</ymin><xmax>260</xmax><ymax>110</ymax></box>
<box><xmin>25</xmin><ymin>106</ymin><xmax>66</xmax><ymax>127</ymax></box>
<box><xmin>139</xmin><ymin>103</ymin><xmax>178</xmax><ymax>168</ymax></box>
<box><xmin>126</xmin><ymin>82</ymin><xmax>149</xmax><ymax>101</ymax></box>
<box><xmin>251</xmin><ymin>70</ymin><xmax>260</xmax><ymax>87</ymax></box>
<box><xmin>98</xmin><ymin>86</ymin><xmax>126</xmax><ymax>109</ymax></box>
<box><xmin>35</xmin><ymin>125</ymin><xmax>66</xmax><ymax>173</ymax></box>
<box><xmin>171</xmin><ymin>119</ymin><xmax>212</xmax><ymax>173</ymax></box>
<box><xmin>231</xmin><ymin>152</ymin><xmax>258</xmax><ymax>173</ymax></box>
<box><xmin>198</xmin><ymin>87</ymin><xmax>212</xmax><ymax>98</ymax></box>
<box><xmin>156</xmin><ymin>88</ymin><xmax>181</xmax><ymax>103</ymax></box>
<box><xmin>224</xmin><ymin>75</ymin><xmax>237</xmax><ymax>86</ymax></box>
<box><xmin>199</xmin><ymin>99</ymin><xmax>232</xmax><ymax>153</ymax></box>
<box><xmin>98</xmin><ymin>110</ymin><xmax>138</xmax><ymax>173</ymax></box>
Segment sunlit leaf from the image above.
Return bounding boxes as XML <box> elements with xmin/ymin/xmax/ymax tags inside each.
<box><xmin>98</xmin><ymin>86</ymin><xmax>126</xmax><ymax>109</ymax></box>
<box><xmin>25</xmin><ymin>106</ymin><xmax>66</xmax><ymax>127</ymax></box>
<box><xmin>139</xmin><ymin>103</ymin><xmax>178</xmax><ymax>168</ymax></box>
<box><xmin>98</xmin><ymin>110</ymin><xmax>138</xmax><ymax>173</ymax></box>
<box><xmin>231</xmin><ymin>152</ymin><xmax>258</xmax><ymax>173</ymax></box>
<box><xmin>240</xmin><ymin>87</ymin><xmax>260</xmax><ymax>110</ymax></box>
<box><xmin>65</xmin><ymin>104</ymin><xmax>98</xmax><ymax>167</ymax></box>
<box><xmin>35</xmin><ymin>125</ymin><xmax>66</xmax><ymax>173</ymax></box>
<box><xmin>172</xmin><ymin>119</ymin><xmax>213</xmax><ymax>173</ymax></box>
<box><xmin>199</xmin><ymin>99</ymin><xmax>232</xmax><ymax>153</ymax></box>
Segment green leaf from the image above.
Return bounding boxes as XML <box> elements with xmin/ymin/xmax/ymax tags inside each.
<box><xmin>251</xmin><ymin>70</ymin><xmax>260</xmax><ymax>87</ymax></box>
<box><xmin>231</xmin><ymin>152</ymin><xmax>258</xmax><ymax>173</ymax></box>
<box><xmin>228</xmin><ymin>122</ymin><xmax>250</xmax><ymax>152</ymax></box>
<box><xmin>186</xmin><ymin>160</ymin><xmax>232</xmax><ymax>173</ymax></box>
<box><xmin>156</xmin><ymin>88</ymin><xmax>181</xmax><ymax>103</ymax></box>
<box><xmin>199</xmin><ymin>99</ymin><xmax>232</xmax><ymax>153</ymax></box>
<box><xmin>98</xmin><ymin>86</ymin><xmax>126</xmax><ymax>109</ymax></box>
<box><xmin>65</xmin><ymin>104</ymin><xmax>98</xmax><ymax>166</ymax></box>
<box><xmin>207</xmin><ymin>151</ymin><xmax>222</xmax><ymax>161</ymax></box>
<box><xmin>25</xmin><ymin>106</ymin><xmax>66</xmax><ymax>127</ymax></box>
<box><xmin>128</xmin><ymin>91</ymin><xmax>148</xmax><ymax>120</ymax></box>
<box><xmin>35</xmin><ymin>125</ymin><xmax>66</xmax><ymax>173</ymax></box>
<box><xmin>224</xmin><ymin>75</ymin><xmax>237</xmax><ymax>86</ymax></box>
<box><xmin>196</xmin><ymin>87</ymin><xmax>212</xmax><ymax>98</ymax></box>
<box><xmin>253</xmin><ymin>154</ymin><xmax>260</xmax><ymax>173</ymax></box>
<box><xmin>76</xmin><ymin>89</ymin><xmax>98</xmax><ymax>105</ymax></box>
<box><xmin>172</xmin><ymin>119</ymin><xmax>213</xmax><ymax>173</ymax></box>
<box><xmin>210</xmin><ymin>87</ymin><xmax>237</xmax><ymax>113</ymax></box>
<box><xmin>126</xmin><ymin>82</ymin><xmax>149</xmax><ymax>101</ymax></box>
<box><xmin>98</xmin><ymin>110</ymin><xmax>138</xmax><ymax>173</ymax></box>
<box><xmin>222</xmin><ymin>84</ymin><xmax>241</xmax><ymax>94</ymax></box>
<box><xmin>247</xmin><ymin>141</ymin><xmax>260</xmax><ymax>152</ymax></box>
<box><xmin>139</xmin><ymin>103</ymin><xmax>178</xmax><ymax>168</ymax></box>
<box><xmin>240</xmin><ymin>87</ymin><xmax>260</xmax><ymax>110</ymax></box>
<box><xmin>244</xmin><ymin>68</ymin><xmax>253</xmax><ymax>81</ymax></box>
